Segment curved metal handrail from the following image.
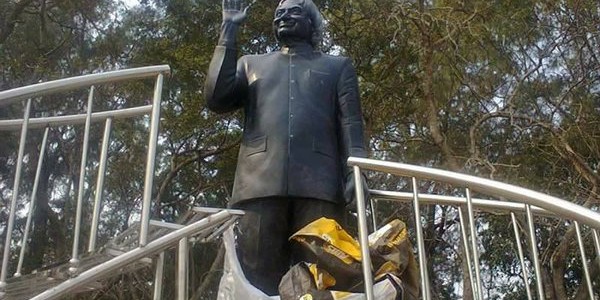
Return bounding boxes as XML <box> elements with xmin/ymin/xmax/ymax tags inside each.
<box><xmin>0</xmin><ymin>65</ymin><xmax>171</xmax><ymax>297</ymax></box>
<box><xmin>29</xmin><ymin>210</ymin><xmax>238</xmax><ymax>300</ymax></box>
<box><xmin>349</xmin><ymin>156</ymin><xmax>600</xmax><ymax>300</ymax></box>
<box><xmin>0</xmin><ymin>65</ymin><xmax>171</xmax><ymax>106</ymax></box>
<box><xmin>370</xmin><ymin>190</ymin><xmax>554</xmax><ymax>216</ymax></box>
<box><xmin>348</xmin><ymin>157</ymin><xmax>600</xmax><ymax>230</ymax></box>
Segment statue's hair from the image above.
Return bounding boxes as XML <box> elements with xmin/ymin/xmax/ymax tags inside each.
<box><xmin>275</xmin><ymin>0</ymin><xmax>324</xmax><ymax>47</ymax></box>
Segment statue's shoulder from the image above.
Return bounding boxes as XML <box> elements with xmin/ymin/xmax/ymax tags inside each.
<box><xmin>316</xmin><ymin>52</ymin><xmax>353</xmax><ymax>68</ymax></box>
<box><xmin>240</xmin><ymin>51</ymin><xmax>277</xmax><ymax>63</ymax></box>
<box><xmin>319</xmin><ymin>52</ymin><xmax>351</xmax><ymax>62</ymax></box>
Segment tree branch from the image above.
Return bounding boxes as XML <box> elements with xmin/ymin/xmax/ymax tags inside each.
<box><xmin>0</xmin><ymin>0</ymin><xmax>36</xmax><ymax>45</ymax></box>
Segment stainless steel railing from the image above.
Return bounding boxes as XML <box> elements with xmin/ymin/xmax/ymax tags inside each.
<box><xmin>3</xmin><ymin>66</ymin><xmax>599</xmax><ymax>299</ymax></box>
<box><xmin>29</xmin><ymin>209</ymin><xmax>240</xmax><ymax>300</ymax></box>
<box><xmin>0</xmin><ymin>65</ymin><xmax>170</xmax><ymax>293</ymax></box>
<box><xmin>1</xmin><ymin>66</ymin><xmax>247</xmax><ymax>300</ymax></box>
<box><xmin>349</xmin><ymin>156</ymin><xmax>600</xmax><ymax>300</ymax></box>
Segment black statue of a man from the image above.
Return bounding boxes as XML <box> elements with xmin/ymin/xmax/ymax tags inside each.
<box><xmin>204</xmin><ymin>0</ymin><xmax>367</xmax><ymax>295</ymax></box>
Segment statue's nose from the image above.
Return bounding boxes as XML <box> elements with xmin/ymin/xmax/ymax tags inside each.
<box><xmin>274</xmin><ymin>9</ymin><xmax>293</xmax><ymax>22</ymax></box>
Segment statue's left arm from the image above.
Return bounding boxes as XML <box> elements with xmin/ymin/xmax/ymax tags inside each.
<box><xmin>337</xmin><ymin>58</ymin><xmax>367</xmax><ymax>166</ymax></box>
<box><xmin>337</xmin><ymin>58</ymin><xmax>369</xmax><ymax>207</ymax></box>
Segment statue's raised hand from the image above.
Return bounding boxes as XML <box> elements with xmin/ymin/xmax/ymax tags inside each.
<box><xmin>222</xmin><ymin>0</ymin><xmax>255</xmax><ymax>24</ymax></box>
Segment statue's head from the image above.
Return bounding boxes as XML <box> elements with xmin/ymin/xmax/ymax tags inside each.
<box><xmin>273</xmin><ymin>0</ymin><xmax>323</xmax><ymax>47</ymax></box>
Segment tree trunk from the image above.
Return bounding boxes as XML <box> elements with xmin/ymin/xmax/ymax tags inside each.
<box><xmin>541</xmin><ymin>266</ymin><xmax>556</xmax><ymax>299</ymax></box>
<box><xmin>549</xmin><ymin>224</ymin><xmax>576</xmax><ymax>298</ymax></box>
<box><xmin>418</xmin><ymin>15</ymin><xmax>466</xmax><ymax>298</ymax></box>
<box><xmin>191</xmin><ymin>242</ymin><xmax>225</xmax><ymax>300</ymax></box>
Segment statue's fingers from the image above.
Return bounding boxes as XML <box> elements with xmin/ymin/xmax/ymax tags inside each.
<box><xmin>226</xmin><ymin>0</ymin><xmax>237</xmax><ymax>11</ymax></box>
<box><xmin>243</xmin><ymin>0</ymin><xmax>256</xmax><ymax>14</ymax></box>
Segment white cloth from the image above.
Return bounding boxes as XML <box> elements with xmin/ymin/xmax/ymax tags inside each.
<box><xmin>218</xmin><ymin>228</ymin><xmax>280</xmax><ymax>300</ymax></box>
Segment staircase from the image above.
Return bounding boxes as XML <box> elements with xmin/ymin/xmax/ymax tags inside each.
<box><xmin>12</xmin><ymin>208</ymin><xmax>242</xmax><ymax>300</ymax></box>
<box><xmin>1</xmin><ymin>66</ymin><xmax>599</xmax><ymax>299</ymax></box>
<box><xmin>0</xmin><ymin>66</ymin><xmax>243</xmax><ymax>299</ymax></box>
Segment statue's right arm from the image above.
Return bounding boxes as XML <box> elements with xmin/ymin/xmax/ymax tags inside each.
<box><xmin>204</xmin><ymin>21</ymin><xmax>247</xmax><ymax>114</ymax></box>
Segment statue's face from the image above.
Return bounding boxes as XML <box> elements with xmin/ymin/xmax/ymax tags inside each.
<box><xmin>273</xmin><ymin>0</ymin><xmax>312</xmax><ymax>44</ymax></box>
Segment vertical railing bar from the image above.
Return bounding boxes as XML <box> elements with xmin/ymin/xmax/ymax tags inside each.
<box><xmin>353</xmin><ymin>166</ymin><xmax>374</xmax><ymax>300</ymax></box>
<box><xmin>140</xmin><ymin>74</ymin><xmax>164</xmax><ymax>247</ymax></box>
<box><xmin>510</xmin><ymin>212</ymin><xmax>533</xmax><ymax>300</ymax></box>
<box><xmin>370</xmin><ymin>198</ymin><xmax>378</xmax><ymax>230</ymax></box>
<box><xmin>88</xmin><ymin>117</ymin><xmax>112</xmax><ymax>252</ymax></box>
<box><xmin>458</xmin><ymin>207</ymin><xmax>478</xmax><ymax>300</ymax></box>
<box><xmin>0</xmin><ymin>98</ymin><xmax>32</xmax><ymax>290</ymax></box>
<box><xmin>15</xmin><ymin>127</ymin><xmax>49</xmax><ymax>277</ymax></box>
<box><xmin>574</xmin><ymin>221</ymin><xmax>594</xmax><ymax>299</ymax></box>
<box><xmin>177</xmin><ymin>237</ymin><xmax>188</xmax><ymax>300</ymax></box>
<box><xmin>465</xmin><ymin>188</ymin><xmax>483</xmax><ymax>300</ymax></box>
<box><xmin>70</xmin><ymin>86</ymin><xmax>95</xmax><ymax>272</ymax></box>
<box><xmin>411</xmin><ymin>177</ymin><xmax>431</xmax><ymax>300</ymax></box>
<box><xmin>153</xmin><ymin>252</ymin><xmax>165</xmax><ymax>300</ymax></box>
<box><xmin>593</xmin><ymin>229</ymin><xmax>600</xmax><ymax>273</ymax></box>
<box><xmin>525</xmin><ymin>204</ymin><xmax>544</xmax><ymax>300</ymax></box>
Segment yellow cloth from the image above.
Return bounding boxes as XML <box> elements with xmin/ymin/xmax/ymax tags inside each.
<box><xmin>290</xmin><ymin>217</ymin><xmax>362</xmax><ymax>261</ymax></box>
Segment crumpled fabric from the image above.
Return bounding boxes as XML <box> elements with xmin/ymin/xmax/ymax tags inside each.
<box><xmin>288</xmin><ymin>217</ymin><xmax>420</xmax><ymax>299</ymax></box>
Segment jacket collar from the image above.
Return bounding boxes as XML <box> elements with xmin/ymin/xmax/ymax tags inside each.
<box><xmin>280</xmin><ymin>43</ymin><xmax>315</xmax><ymax>55</ymax></box>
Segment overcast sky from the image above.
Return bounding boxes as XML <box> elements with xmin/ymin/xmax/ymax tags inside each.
<box><xmin>123</xmin><ymin>0</ymin><xmax>139</xmax><ymax>8</ymax></box>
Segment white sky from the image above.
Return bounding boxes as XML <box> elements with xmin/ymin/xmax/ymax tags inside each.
<box><xmin>123</xmin><ymin>0</ymin><xmax>139</xmax><ymax>8</ymax></box>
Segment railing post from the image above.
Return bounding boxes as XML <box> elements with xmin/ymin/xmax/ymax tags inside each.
<box><xmin>88</xmin><ymin>117</ymin><xmax>112</xmax><ymax>252</ymax></box>
<box><xmin>574</xmin><ymin>221</ymin><xmax>594</xmax><ymax>299</ymax></box>
<box><xmin>140</xmin><ymin>74</ymin><xmax>164</xmax><ymax>247</ymax></box>
<box><xmin>353</xmin><ymin>166</ymin><xmax>374</xmax><ymax>300</ymax></box>
<box><xmin>465</xmin><ymin>188</ymin><xmax>483</xmax><ymax>300</ymax></box>
<box><xmin>370</xmin><ymin>198</ymin><xmax>378</xmax><ymax>230</ymax></box>
<box><xmin>525</xmin><ymin>205</ymin><xmax>544</xmax><ymax>300</ymax></box>
<box><xmin>411</xmin><ymin>177</ymin><xmax>431</xmax><ymax>300</ymax></box>
<box><xmin>458</xmin><ymin>207</ymin><xmax>478</xmax><ymax>300</ymax></box>
<box><xmin>510</xmin><ymin>212</ymin><xmax>533</xmax><ymax>300</ymax></box>
<box><xmin>153</xmin><ymin>252</ymin><xmax>165</xmax><ymax>300</ymax></box>
<box><xmin>177</xmin><ymin>238</ymin><xmax>189</xmax><ymax>300</ymax></box>
<box><xmin>0</xmin><ymin>99</ymin><xmax>32</xmax><ymax>293</ymax></box>
<box><xmin>593</xmin><ymin>229</ymin><xmax>600</xmax><ymax>273</ymax></box>
<box><xmin>15</xmin><ymin>127</ymin><xmax>50</xmax><ymax>276</ymax></box>
<box><xmin>70</xmin><ymin>86</ymin><xmax>95</xmax><ymax>274</ymax></box>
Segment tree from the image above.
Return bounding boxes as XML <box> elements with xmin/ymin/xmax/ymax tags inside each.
<box><xmin>1</xmin><ymin>0</ymin><xmax>599</xmax><ymax>298</ymax></box>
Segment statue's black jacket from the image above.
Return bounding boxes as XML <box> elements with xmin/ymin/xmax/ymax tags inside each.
<box><xmin>205</xmin><ymin>23</ymin><xmax>367</xmax><ymax>206</ymax></box>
